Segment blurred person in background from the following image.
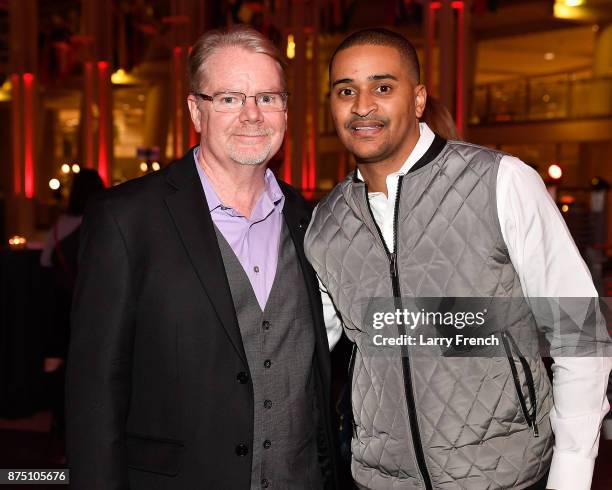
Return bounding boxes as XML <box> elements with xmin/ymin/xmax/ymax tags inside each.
<box><xmin>420</xmin><ymin>95</ymin><xmax>458</xmax><ymax>141</ymax></box>
<box><xmin>40</xmin><ymin>169</ymin><xmax>104</xmax><ymax>434</ymax></box>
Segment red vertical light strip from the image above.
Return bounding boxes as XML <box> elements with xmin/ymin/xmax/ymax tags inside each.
<box><xmin>308</xmin><ymin>129</ymin><xmax>315</xmax><ymax>190</ymax></box>
<box><xmin>97</xmin><ymin>61</ymin><xmax>110</xmax><ymax>186</ymax></box>
<box><xmin>455</xmin><ymin>1</ymin><xmax>464</xmax><ymax>134</ymax></box>
<box><xmin>301</xmin><ymin>149</ymin><xmax>308</xmax><ymax>191</ymax></box>
<box><xmin>84</xmin><ymin>62</ymin><xmax>95</xmax><ymax>168</ymax></box>
<box><xmin>11</xmin><ymin>74</ymin><xmax>22</xmax><ymax>195</ymax></box>
<box><xmin>23</xmin><ymin>73</ymin><xmax>35</xmax><ymax>198</ymax></box>
<box><xmin>427</xmin><ymin>2</ymin><xmax>437</xmax><ymax>89</ymax></box>
<box><xmin>283</xmin><ymin>135</ymin><xmax>292</xmax><ymax>184</ymax></box>
<box><xmin>173</xmin><ymin>47</ymin><xmax>183</xmax><ymax>158</ymax></box>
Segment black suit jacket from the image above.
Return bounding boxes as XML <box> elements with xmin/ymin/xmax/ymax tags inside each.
<box><xmin>66</xmin><ymin>150</ymin><xmax>339</xmax><ymax>489</ymax></box>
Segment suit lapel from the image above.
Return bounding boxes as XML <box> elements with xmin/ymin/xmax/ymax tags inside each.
<box><xmin>164</xmin><ymin>152</ymin><xmax>247</xmax><ymax>365</ymax></box>
<box><xmin>279</xmin><ymin>183</ymin><xmax>311</xmax><ymax>284</ymax></box>
<box><xmin>280</xmin><ymin>184</ymin><xmax>332</xmax><ymax>383</ymax></box>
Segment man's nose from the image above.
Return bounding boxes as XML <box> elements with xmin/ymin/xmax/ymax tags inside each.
<box><xmin>352</xmin><ymin>92</ymin><xmax>377</xmax><ymax>118</ymax></box>
<box><xmin>238</xmin><ymin>96</ymin><xmax>264</xmax><ymax>123</ymax></box>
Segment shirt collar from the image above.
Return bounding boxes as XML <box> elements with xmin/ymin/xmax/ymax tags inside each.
<box><xmin>192</xmin><ymin>146</ymin><xmax>285</xmax><ymax>216</ymax></box>
<box><xmin>355</xmin><ymin>122</ymin><xmax>435</xmax><ymax>182</ymax></box>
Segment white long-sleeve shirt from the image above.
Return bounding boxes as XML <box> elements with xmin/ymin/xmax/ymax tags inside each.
<box><xmin>320</xmin><ymin>122</ymin><xmax>610</xmax><ymax>490</ymax></box>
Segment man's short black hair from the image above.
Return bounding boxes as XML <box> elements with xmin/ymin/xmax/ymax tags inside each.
<box><xmin>329</xmin><ymin>28</ymin><xmax>421</xmax><ymax>84</ymax></box>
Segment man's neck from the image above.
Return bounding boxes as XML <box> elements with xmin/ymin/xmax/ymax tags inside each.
<box><xmin>198</xmin><ymin>150</ymin><xmax>267</xmax><ymax>219</ymax></box>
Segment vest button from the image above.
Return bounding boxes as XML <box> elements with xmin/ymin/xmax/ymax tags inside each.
<box><xmin>264</xmin><ymin>399</ymin><xmax>272</xmax><ymax>409</ymax></box>
<box><xmin>235</xmin><ymin>443</ymin><xmax>248</xmax><ymax>456</ymax></box>
<box><xmin>263</xmin><ymin>439</ymin><xmax>271</xmax><ymax>449</ymax></box>
<box><xmin>261</xmin><ymin>478</ymin><xmax>270</xmax><ymax>488</ymax></box>
<box><xmin>262</xmin><ymin>320</ymin><xmax>271</xmax><ymax>331</ymax></box>
<box><xmin>236</xmin><ymin>372</ymin><xmax>249</xmax><ymax>384</ymax></box>
<box><xmin>264</xmin><ymin>359</ymin><xmax>271</xmax><ymax>368</ymax></box>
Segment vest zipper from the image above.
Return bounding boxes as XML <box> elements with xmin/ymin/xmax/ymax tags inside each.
<box><xmin>501</xmin><ymin>331</ymin><xmax>539</xmax><ymax>437</ymax></box>
<box><xmin>364</xmin><ymin>176</ymin><xmax>433</xmax><ymax>490</ymax></box>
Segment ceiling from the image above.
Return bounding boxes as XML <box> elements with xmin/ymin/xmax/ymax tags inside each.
<box><xmin>476</xmin><ymin>25</ymin><xmax>599</xmax><ymax>84</ymax></box>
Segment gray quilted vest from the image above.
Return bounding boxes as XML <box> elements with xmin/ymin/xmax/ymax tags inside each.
<box><xmin>305</xmin><ymin>137</ymin><xmax>553</xmax><ymax>489</ymax></box>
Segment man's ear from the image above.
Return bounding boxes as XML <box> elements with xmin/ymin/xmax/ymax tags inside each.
<box><xmin>414</xmin><ymin>84</ymin><xmax>427</xmax><ymax>119</ymax></box>
<box><xmin>187</xmin><ymin>95</ymin><xmax>203</xmax><ymax>133</ymax></box>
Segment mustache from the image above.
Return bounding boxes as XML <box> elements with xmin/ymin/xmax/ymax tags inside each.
<box><xmin>345</xmin><ymin>115</ymin><xmax>389</xmax><ymax>129</ymax></box>
<box><xmin>231</xmin><ymin>127</ymin><xmax>274</xmax><ymax>137</ymax></box>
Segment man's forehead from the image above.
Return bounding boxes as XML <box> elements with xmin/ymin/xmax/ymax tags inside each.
<box><xmin>205</xmin><ymin>48</ymin><xmax>283</xmax><ymax>90</ymax></box>
<box><xmin>331</xmin><ymin>45</ymin><xmax>404</xmax><ymax>81</ymax></box>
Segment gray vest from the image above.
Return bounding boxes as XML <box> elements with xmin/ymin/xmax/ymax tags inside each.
<box><xmin>215</xmin><ymin>221</ymin><xmax>322</xmax><ymax>490</ymax></box>
<box><xmin>305</xmin><ymin>139</ymin><xmax>553</xmax><ymax>489</ymax></box>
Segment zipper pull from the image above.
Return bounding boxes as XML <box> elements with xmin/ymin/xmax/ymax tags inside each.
<box><xmin>389</xmin><ymin>252</ymin><xmax>398</xmax><ymax>279</ymax></box>
<box><xmin>532</xmin><ymin>422</ymin><xmax>539</xmax><ymax>438</ymax></box>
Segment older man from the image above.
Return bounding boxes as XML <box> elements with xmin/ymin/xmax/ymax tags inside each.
<box><xmin>305</xmin><ymin>28</ymin><xmax>611</xmax><ymax>490</ymax></box>
<box><xmin>67</xmin><ymin>26</ymin><xmax>339</xmax><ymax>490</ymax></box>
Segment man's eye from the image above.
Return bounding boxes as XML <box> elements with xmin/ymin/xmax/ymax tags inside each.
<box><xmin>258</xmin><ymin>94</ymin><xmax>274</xmax><ymax>104</ymax></box>
<box><xmin>220</xmin><ymin>95</ymin><xmax>240</xmax><ymax>105</ymax></box>
<box><xmin>338</xmin><ymin>88</ymin><xmax>354</xmax><ymax>97</ymax></box>
<box><xmin>375</xmin><ymin>85</ymin><xmax>392</xmax><ymax>94</ymax></box>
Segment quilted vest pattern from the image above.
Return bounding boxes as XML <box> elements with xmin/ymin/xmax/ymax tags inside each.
<box><xmin>305</xmin><ymin>140</ymin><xmax>553</xmax><ymax>489</ymax></box>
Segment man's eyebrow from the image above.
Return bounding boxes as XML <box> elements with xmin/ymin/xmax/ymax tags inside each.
<box><xmin>369</xmin><ymin>74</ymin><xmax>398</xmax><ymax>81</ymax></box>
<box><xmin>331</xmin><ymin>78</ymin><xmax>353</xmax><ymax>87</ymax></box>
<box><xmin>331</xmin><ymin>74</ymin><xmax>399</xmax><ymax>87</ymax></box>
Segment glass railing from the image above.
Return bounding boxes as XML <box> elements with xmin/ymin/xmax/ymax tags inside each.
<box><xmin>470</xmin><ymin>75</ymin><xmax>612</xmax><ymax>124</ymax></box>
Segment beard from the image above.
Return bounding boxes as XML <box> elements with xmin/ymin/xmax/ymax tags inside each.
<box><xmin>227</xmin><ymin>127</ymin><xmax>275</xmax><ymax>166</ymax></box>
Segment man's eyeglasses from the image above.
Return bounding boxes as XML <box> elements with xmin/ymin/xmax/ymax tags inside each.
<box><xmin>193</xmin><ymin>92</ymin><xmax>289</xmax><ymax>113</ymax></box>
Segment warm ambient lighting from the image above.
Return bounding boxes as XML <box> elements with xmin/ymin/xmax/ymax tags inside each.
<box><xmin>139</xmin><ymin>162</ymin><xmax>149</xmax><ymax>172</ymax></box>
<box><xmin>111</xmin><ymin>68</ymin><xmax>137</xmax><ymax>85</ymax></box>
<box><xmin>0</xmin><ymin>78</ymin><xmax>11</xmax><ymax>101</ymax></box>
<box><xmin>49</xmin><ymin>178</ymin><xmax>61</xmax><ymax>190</ymax></box>
<box><xmin>554</xmin><ymin>0</ymin><xmax>585</xmax><ymax>19</ymax></box>
<box><xmin>72</xmin><ymin>164</ymin><xmax>81</xmax><ymax>173</ymax></box>
<box><xmin>61</xmin><ymin>164</ymin><xmax>71</xmax><ymax>174</ymax></box>
<box><xmin>561</xmin><ymin>204</ymin><xmax>570</xmax><ymax>213</ymax></box>
<box><xmin>548</xmin><ymin>164</ymin><xmax>563</xmax><ymax>180</ymax></box>
<box><xmin>286</xmin><ymin>34</ymin><xmax>295</xmax><ymax>60</ymax></box>
<box><xmin>151</xmin><ymin>161</ymin><xmax>161</xmax><ymax>171</ymax></box>
<box><xmin>8</xmin><ymin>235</ymin><xmax>27</xmax><ymax>249</ymax></box>
<box><xmin>544</xmin><ymin>52</ymin><xmax>555</xmax><ymax>61</ymax></box>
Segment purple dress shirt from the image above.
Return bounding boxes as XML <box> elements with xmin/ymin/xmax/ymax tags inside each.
<box><xmin>193</xmin><ymin>148</ymin><xmax>285</xmax><ymax>310</ymax></box>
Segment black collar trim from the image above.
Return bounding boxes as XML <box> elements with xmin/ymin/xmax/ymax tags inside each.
<box><xmin>351</xmin><ymin>133</ymin><xmax>447</xmax><ymax>183</ymax></box>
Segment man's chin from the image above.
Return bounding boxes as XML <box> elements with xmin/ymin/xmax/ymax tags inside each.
<box><xmin>349</xmin><ymin>149</ymin><xmax>389</xmax><ymax>164</ymax></box>
<box><xmin>341</xmin><ymin>140</ymin><xmax>388</xmax><ymax>163</ymax></box>
<box><xmin>229</xmin><ymin>151</ymin><xmax>270</xmax><ymax>166</ymax></box>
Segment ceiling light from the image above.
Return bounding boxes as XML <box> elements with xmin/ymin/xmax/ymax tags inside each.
<box><xmin>287</xmin><ymin>34</ymin><xmax>295</xmax><ymax>60</ymax></box>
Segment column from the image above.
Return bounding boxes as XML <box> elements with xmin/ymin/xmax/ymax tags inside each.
<box><xmin>81</xmin><ymin>0</ymin><xmax>114</xmax><ymax>185</ymax></box>
<box><xmin>7</xmin><ymin>0</ymin><xmax>38</xmax><ymax>237</ymax></box>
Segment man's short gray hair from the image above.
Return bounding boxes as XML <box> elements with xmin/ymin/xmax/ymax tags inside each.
<box><xmin>188</xmin><ymin>25</ymin><xmax>286</xmax><ymax>93</ymax></box>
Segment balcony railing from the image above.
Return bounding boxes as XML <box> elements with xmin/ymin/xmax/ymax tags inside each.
<box><xmin>470</xmin><ymin>74</ymin><xmax>612</xmax><ymax>124</ymax></box>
